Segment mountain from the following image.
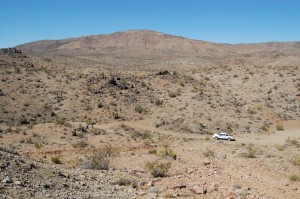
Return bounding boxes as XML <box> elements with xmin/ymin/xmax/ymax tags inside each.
<box><xmin>16</xmin><ymin>30</ymin><xmax>300</xmax><ymax>57</ymax></box>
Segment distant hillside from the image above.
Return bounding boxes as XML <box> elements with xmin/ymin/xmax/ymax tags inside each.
<box><xmin>16</xmin><ymin>30</ymin><xmax>300</xmax><ymax>57</ymax></box>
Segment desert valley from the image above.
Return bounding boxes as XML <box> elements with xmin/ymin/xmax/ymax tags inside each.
<box><xmin>0</xmin><ymin>30</ymin><xmax>299</xmax><ymax>198</ymax></box>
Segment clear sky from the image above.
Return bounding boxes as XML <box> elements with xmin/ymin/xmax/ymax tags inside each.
<box><xmin>0</xmin><ymin>0</ymin><xmax>299</xmax><ymax>47</ymax></box>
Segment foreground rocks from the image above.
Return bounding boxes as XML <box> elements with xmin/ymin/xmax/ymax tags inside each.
<box><xmin>0</xmin><ymin>147</ymin><xmax>137</xmax><ymax>199</ymax></box>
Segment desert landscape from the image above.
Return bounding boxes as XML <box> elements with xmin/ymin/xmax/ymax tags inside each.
<box><xmin>0</xmin><ymin>30</ymin><xmax>299</xmax><ymax>199</ymax></box>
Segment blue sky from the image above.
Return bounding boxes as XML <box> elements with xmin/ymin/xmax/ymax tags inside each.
<box><xmin>0</xmin><ymin>0</ymin><xmax>299</xmax><ymax>47</ymax></box>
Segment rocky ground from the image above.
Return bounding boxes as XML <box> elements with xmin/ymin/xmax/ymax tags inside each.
<box><xmin>0</xmin><ymin>45</ymin><xmax>299</xmax><ymax>198</ymax></box>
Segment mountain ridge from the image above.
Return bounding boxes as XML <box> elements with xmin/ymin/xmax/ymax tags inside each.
<box><xmin>16</xmin><ymin>30</ymin><xmax>300</xmax><ymax>57</ymax></box>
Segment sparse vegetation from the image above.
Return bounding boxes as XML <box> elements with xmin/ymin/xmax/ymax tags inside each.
<box><xmin>162</xmin><ymin>145</ymin><xmax>177</xmax><ymax>160</ymax></box>
<box><xmin>154</xmin><ymin>98</ymin><xmax>163</xmax><ymax>106</ymax></box>
<box><xmin>292</xmin><ymin>156</ymin><xmax>300</xmax><ymax>167</ymax></box>
<box><xmin>112</xmin><ymin>112</ymin><xmax>120</xmax><ymax>119</ymax></box>
<box><xmin>203</xmin><ymin>147</ymin><xmax>214</xmax><ymax>157</ymax></box>
<box><xmin>286</xmin><ymin>137</ymin><xmax>300</xmax><ymax>148</ymax></box>
<box><xmin>83</xmin><ymin>145</ymin><xmax>116</xmax><ymax>170</ymax></box>
<box><xmin>34</xmin><ymin>142</ymin><xmax>43</xmax><ymax>149</ymax></box>
<box><xmin>1</xmin><ymin>31</ymin><xmax>300</xmax><ymax>199</ymax></box>
<box><xmin>51</xmin><ymin>156</ymin><xmax>61</xmax><ymax>164</ymax></box>
<box><xmin>168</xmin><ymin>92</ymin><xmax>178</xmax><ymax>98</ymax></box>
<box><xmin>145</xmin><ymin>160</ymin><xmax>171</xmax><ymax>177</ymax></box>
<box><xmin>288</xmin><ymin>174</ymin><xmax>299</xmax><ymax>181</ymax></box>
<box><xmin>134</xmin><ymin>105</ymin><xmax>144</xmax><ymax>113</ymax></box>
<box><xmin>148</xmin><ymin>149</ymin><xmax>157</xmax><ymax>154</ymax></box>
<box><xmin>73</xmin><ymin>140</ymin><xmax>88</xmax><ymax>148</ymax></box>
<box><xmin>56</xmin><ymin>118</ymin><xmax>66</xmax><ymax>125</ymax></box>
<box><xmin>276</xmin><ymin>124</ymin><xmax>284</xmax><ymax>131</ymax></box>
<box><xmin>244</xmin><ymin>144</ymin><xmax>256</xmax><ymax>158</ymax></box>
<box><xmin>131</xmin><ymin>130</ymin><xmax>151</xmax><ymax>140</ymax></box>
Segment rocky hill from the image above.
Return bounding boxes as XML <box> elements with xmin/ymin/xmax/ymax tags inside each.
<box><xmin>16</xmin><ymin>30</ymin><xmax>300</xmax><ymax>57</ymax></box>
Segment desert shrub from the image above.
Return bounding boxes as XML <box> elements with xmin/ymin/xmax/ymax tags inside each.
<box><xmin>112</xmin><ymin>112</ymin><xmax>120</xmax><ymax>119</ymax></box>
<box><xmin>86</xmin><ymin>118</ymin><xmax>92</xmax><ymax>125</ymax></box>
<box><xmin>131</xmin><ymin>130</ymin><xmax>151</xmax><ymax>140</ymax></box>
<box><xmin>51</xmin><ymin>156</ymin><xmax>61</xmax><ymax>164</ymax></box>
<box><xmin>244</xmin><ymin>144</ymin><xmax>256</xmax><ymax>158</ymax></box>
<box><xmin>203</xmin><ymin>147</ymin><xmax>214</xmax><ymax>157</ymax></box>
<box><xmin>155</xmin><ymin>98</ymin><xmax>163</xmax><ymax>106</ymax></box>
<box><xmin>51</xmin><ymin>111</ymin><xmax>56</xmax><ymax>117</ymax></box>
<box><xmin>15</xmin><ymin>128</ymin><xmax>21</xmax><ymax>134</ymax></box>
<box><xmin>73</xmin><ymin>140</ymin><xmax>88</xmax><ymax>148</ymax></box>
<box><xmin>78</xmin><ymin>132</ymin><xmax>85</xmax><ymax>138</ymax></box>
<box><xmin>32</xmin><ymin>132</ymin><xmax>38</xmax><ymax>137</ymax></box>
<box><xmin>288</xmin><ymin>174</ymin><xmax>299</xmax><ymax>181</ymax></box>
<box><xmin>71</xmin><ymin>129</ymin><xmax>77</xmax><ymax>136</ymax></box>
<box><xmin>97</xmin><ymin>102</ymin><xmax>103</xmax><ymax>108</ymax></box>
<box><xmin>134</xmin><ymin>105</ymin><xmax>143</xmax><ymax>113</ymax></box>
<box><xmin>145</xmin><ymin>161</ymin><xmax>171</xmax><ymax>177</ymax></box>
<box><xmin>83</xmin><ymin>145</ymin><xmax>115</xmax><ymax>170</ymax></box>
<box><xmin>276</xmin><ymin>124</ymin><xmax>284</xmax><ymax>131</ymax></box>
<box><xmin>56</xmin><ymin>118</ymin><xmax>66</xmax><ymax>125</ymax></box>
<box><xmin>148</xmin><ymin>149</ymin><xmax>157</xmax><ymax>154</ymax></box>
<box><xmin>260</xmin><ymin>124</ymin><xmax>269</xmax><ymax>131</ymax></box>
<box><xmin>286</xmin><ymin>137</ymin><xmax>300</xmax><ymax>148</ymax></box>
<box><xmin>161</xmin><ymin>145</ymin><xmax>177</xmax><ymax>160</ymax></box>
<box><xmin>120</xmin><ymin>124</ymin><xmax>134</xmax><ymax>131</ymax></box>
<box><xmin>292</xmin><ymin>156</ymin><xmax>300</xmax><ymax>167</ymax></box>
<box><xmin>114</xmin><ymin>178</ymin><xmax>138</xmax><ymax>188</ymax></box>
<box><xmin>168</xmin><ymin>92</ymin><xmax>178</xmax><ymax>98</ymax></box>
<box><xmin>6</xmin><ymin>127</ymin><xmax>13</xmax><ymax>133</ymax></box>
<box><xmin>25</xmin><ymin>137</ymin><xmax>33</xmax><ymax>144</ymax></box>
<box><xmin>274</xmin><ymin>144</ymin><xmax>284</xmax><ymax>151</ymax></box>
<box><xmin>34</xmin><ymin>142</ymin><xmax>43</xmax><ymax>149</ymax></box>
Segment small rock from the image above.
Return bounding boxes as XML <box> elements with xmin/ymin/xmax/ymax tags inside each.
<box><xmin>148</xmin><ymin>186</ymin><xmax>160</xmax><ymax>194</ymax></box>
<box><xmin>147</xmin><ymin>180</ymin><xmax>153</xmax><ymax>187</ymax></box>
<box><xmin>14</xmin><ymin>181</ymin><xmax>23</xmax><ymax>186</ymax></box>
<box><xmin>193</xmin><ymin>185</ymin><xmax>207</xmax><ymax>194</ymax></box>
<box><xmin>2</xmin><ymin>176</ymin><xmax>12</xmax><ymax>183</ymax></box>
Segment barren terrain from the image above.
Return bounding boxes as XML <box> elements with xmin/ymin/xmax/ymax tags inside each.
<box><xmin>0</xmin><ymin>30</ymin><xmax>300</xmax><ymax>198</ymax></box>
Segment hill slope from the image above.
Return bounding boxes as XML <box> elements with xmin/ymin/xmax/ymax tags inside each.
<box><xmin>16</xmin><ymin>30</ymin><xmax>300</xmax><ymax>57</ymax></box>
